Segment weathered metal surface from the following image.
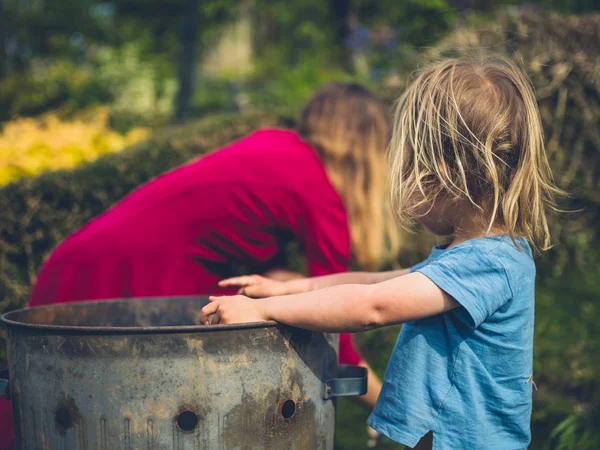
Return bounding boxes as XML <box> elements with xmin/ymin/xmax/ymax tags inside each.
<box><xmin>1</xmin><ymin>296</ymin><xmax>357</xmax><ymax>450</ymax></box>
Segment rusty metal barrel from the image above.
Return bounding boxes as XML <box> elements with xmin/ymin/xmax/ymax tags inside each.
<box><xmin>1</xmin><ymin>296</ymin><xmax>366</xmax><ymax>449</ymax></box>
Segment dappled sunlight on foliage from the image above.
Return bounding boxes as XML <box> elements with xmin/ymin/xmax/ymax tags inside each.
<box><xmin>0</xmin><ymin>109</ymin><xmax>148</xmax><ymax>185</ymax></box>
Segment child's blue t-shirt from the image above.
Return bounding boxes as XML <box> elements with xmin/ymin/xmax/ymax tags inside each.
<box><xmin>367</xmin><ymin>235</ymin><xmax>535</xmax><ymax>449</ymax></box>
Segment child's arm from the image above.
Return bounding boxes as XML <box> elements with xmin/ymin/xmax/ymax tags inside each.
<box><xmin>218</xmin><ymin>269</ymin><xmax>411</xmax><ymax>298</ymax></box>
<box><xmin>202</xmin><ymin>272</ymin><xmax>457</xmax><ymax>332</ymax></box>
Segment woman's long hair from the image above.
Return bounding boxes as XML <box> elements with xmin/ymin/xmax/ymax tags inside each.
<box><xmin>297</xmin><ymin>83</ymin><xmax>401</xmax><ymax>270</ymax></box>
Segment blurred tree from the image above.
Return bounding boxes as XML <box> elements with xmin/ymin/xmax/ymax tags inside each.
<box><xmin>252</xmin><ymin>0</ymin><xmax>334</xmax><ymax>73</ymax></box>
<box><xmin>1</xmin><ymin>0</ymin><xmax>104</xmax><ymax>64</ymax></box>
<box><xmin>0</xmin><ymin>0</ymin><xmax>6</xmax><ymax>78</ymax></box>
<box><xmin>2</xmin><ymin>0</ymin><xmax>599</xmax><ymax>121</ymax></box>
<box><xmin>446</xmin><ymin>0</ymin><xmax>600</xmax><ymax>13</ymax></box>
<box><xmin>0</xmin><ymin>0</ymin><xmax>241</xmax><ymax>121</ymax></box>
<box><xmin>251</xmin><ymin>0</ymin><xmax>456</xmax><ymax>82</ymax></box>
<box><xmin>175</xmin><ymin>0</ymin><xmax>201</xmax><ymax>121</ymax></box>
<box><xmin>330</xmin><ymin>0</ymin><xmax>353</xmax><ymax>72</ymax></box>
<box><xmin>113</xmin><ymin>0</ymin><xmax>240</xmax><ymax>121</ymax></box>
<box><xmin>353</xmin><ymin>0</ymin><xmax>455</xmax><ymax>47</ymax></box>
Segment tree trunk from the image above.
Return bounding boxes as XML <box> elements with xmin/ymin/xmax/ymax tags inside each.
<box><xmin>330</xmin><ymin>0</ymin><xmax>353</xmax><ymax>73</ymax></box>
<box><xmin>0</xmin><ymin>0</ymin><xmax>7</xmax><ymax>78</ymax></box>
<box><xmin>174</xmin><ymin>0</ymin><xmax>201</xmax><ymax>121</ymax></box>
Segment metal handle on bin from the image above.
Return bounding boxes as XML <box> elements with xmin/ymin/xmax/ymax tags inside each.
<box><xmin>324</xmin><ymin>365</ymin><xmax>367</xmax><ymax>399</ymax></box>
<box><xmin>0</xmin><ymin>368</ymin><xmax>10</xmax><ymax>399</ymax></box>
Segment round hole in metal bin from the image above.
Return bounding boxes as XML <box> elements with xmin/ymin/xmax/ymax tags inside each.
<box><xmin>281</xmin><ymin>400</ymin><xmax>296</xmax><ymax>419</ymax></box>
<box><xmin>177</xmin><ymin>410</ymin><xmax>198</xmax><ymax>431</ymax></box>
<box><xmin>55</xmin><ymin>407</ymin><xmax>72</xmax><ymax>430</ymax></box>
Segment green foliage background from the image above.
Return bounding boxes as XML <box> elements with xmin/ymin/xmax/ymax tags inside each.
<box><xmin>1</xmin><ymin>1</ymin><xmax>600</xmax><ymax>449</ymax></box>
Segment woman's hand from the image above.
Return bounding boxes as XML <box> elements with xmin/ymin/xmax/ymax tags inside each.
<box><xmin>218</xmin><ymin>275</ymin><xmax>290</xmax><ymax>298</ymax></box>
<box><xmin>200</xmin><ymin>295</ymin><xmax>269</xmax><ymax>325</ymax></box>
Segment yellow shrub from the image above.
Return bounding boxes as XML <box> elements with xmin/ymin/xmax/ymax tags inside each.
<box><xmin>0</xmin><ymin>109</ymin><xmax>148</xmax><ymax>185</ymax></box>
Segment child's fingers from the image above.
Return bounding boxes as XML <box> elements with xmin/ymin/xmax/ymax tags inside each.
<box><xmin>210</xmin><ymin>310</ymin><xmax>222</xmax><ymax>325</ymax></box>
<box><xmin>200</xmin><ymin>301</ymin><xmax>219</xmax><ymax>324</ymax></box>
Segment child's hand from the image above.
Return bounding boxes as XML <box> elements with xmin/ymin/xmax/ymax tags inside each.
<box><xmin>200</xmin><ymin>295</ymin><xmax>269</xmax><ymax>325</ymax></box>
<box><xmin>218</xmin><ymin>275</ymin><xmax>288</xmax><ymax>298</ymax></box>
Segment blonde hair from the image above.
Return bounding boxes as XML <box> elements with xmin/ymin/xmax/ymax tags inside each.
<box><xmin>298</xmin><ymin>83</ymin><xmax>400</xmax><ymax>269</ymax></box>
<box><xmin>389</xmin><ymin>55</ymin><xmax>560</xmax><ymax>251</ymax></box>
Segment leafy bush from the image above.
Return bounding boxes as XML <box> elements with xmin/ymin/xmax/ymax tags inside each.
<box><xmin>0</xmin><ymin>109</ymin><xmax>148</xmax><ymax>185</ymax></box>
<box><xmin>0</xmin><ymin>59</ymin><xmax>109</xmax><ymax>121</ymax></box>
<box><xmin>0</xmin><ymin>43</ymin><xmax>177</xmax><ymax>129</ymax></box>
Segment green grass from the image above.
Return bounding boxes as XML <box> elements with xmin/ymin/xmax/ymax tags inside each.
<box><xmin>335</xmin><ymin>327</ymin><xmax>403</xmax><ymax>450</ymax></box>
